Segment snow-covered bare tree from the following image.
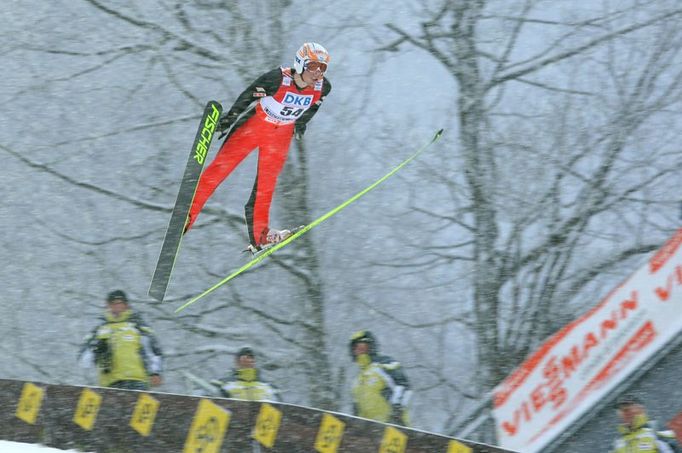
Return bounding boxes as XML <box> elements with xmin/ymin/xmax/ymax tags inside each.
<box><xmin>3</xmin><ymin>0</ymin><xmax>682</xmax><ymax>438</ymax></box>
<box><xmin>382</xmin><ymin>0</ymin><xmax>682</xmax><ymax>439</ymax></box>
<box><xmin>0</xmin><ymin>0</ymin><xmax>342</xmax><ymax>409</ymax></box>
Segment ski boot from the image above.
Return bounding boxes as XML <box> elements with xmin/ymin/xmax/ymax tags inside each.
<box><xmin>244</xmin><ymin>226</ymin><xmax>305</xmax><ymax>255</ymax></box>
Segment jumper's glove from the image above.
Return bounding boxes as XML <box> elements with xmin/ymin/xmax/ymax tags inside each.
<box><xmin>389</xmin><ymin>404</ymin><xmax>404</xmax><ymax>425</ymax></box>
<box><xmin>295</xmin><ymin>123</ymin><xmax>306</xmax><ymax>140</ymax></box>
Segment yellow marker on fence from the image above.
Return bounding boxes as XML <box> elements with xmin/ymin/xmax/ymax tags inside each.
<box><xmin>183</xmin><ymin>399</ymin><xmax>231</xmax><ymax>453</ymax></box>
<box><xmin>73</xmin><ymin>388</ymin><xmax>102</xmax><ymax>431</ymax></box>
<box><xmin>252</xmin><ymin>402</ymin><xmax>282</xmax><ymax>448</ymax></box>
<box><xmin>448</xmin><ymin>439</ymin><xmax>473</xmax><ymax>453</ymax></box>
<box><xmin>15</xmin><ymin>382</ymin><xmax>44</xmax><ymax>425</ymax></box>
<box><xmin>314</xmin><ymin>413</ymin><xmax>345</xmax><ymax>453</ymax></box>
<box><xmin>130</xmin><ymin>393</ymin><xmax>160</xmax><ymax>437</ymax></box>
<box><xmin>379</xmin><ymin>425</ymin><xmax>408</xmax><ymax>453</ymax></box>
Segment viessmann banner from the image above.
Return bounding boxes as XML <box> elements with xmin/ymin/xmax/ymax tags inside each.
<box><xmin>493</xmin><ymin>228</ymin><xmax>682</xmax><ymax>453</ymax></box>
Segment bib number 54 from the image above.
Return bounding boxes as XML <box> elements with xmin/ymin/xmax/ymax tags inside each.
<box><xmin>280</xmin><ymin>106</ymin><xmax>303</xmax><ymax>117</ymax></box>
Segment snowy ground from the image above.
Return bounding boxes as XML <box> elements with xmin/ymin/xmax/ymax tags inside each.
<box><xmin>0</xmin><ymin>441</ymin><xmax>90</xmax><ymax>453</ymax></box>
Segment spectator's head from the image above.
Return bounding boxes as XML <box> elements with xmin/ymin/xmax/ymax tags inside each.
<box><xmin>106</xmin><ymin>290</ymin><xmax>130</xmax><ymax>317</ymax></box>
<box><xmin>349</xmin><ymin>330</ymin><xmax>378</xmax><ymax>367</ymax></box>
<box><xmin>235</xmin><ymin>347</ymin><xmax>257</xmax><ymax>381</ymax></box>
<box><xmin>615</xmin><ymin>394</ymin><xmax>646</xmax><ymax>428</ymax></box>
<box><xmin>235</xmin><ymin>347</ymin><xmax>256</xmax><ymax>368</ymax></box>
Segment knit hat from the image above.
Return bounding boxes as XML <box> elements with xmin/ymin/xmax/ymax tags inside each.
<box><xmin>236</xmin><ymin>347</ymin><xmax>255</xmax><ymax>358</ymax></box>
<box><xmin>106</xmin><ymin>290</ymin><xmax>129</xmax><ymax>304</ymax></box>
<box><xmin>615</xmin><ymin>394</ymin><xmax>642</xmax><ymax>408</ymax></box>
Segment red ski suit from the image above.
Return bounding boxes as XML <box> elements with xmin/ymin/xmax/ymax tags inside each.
<box><xmin>187</xmin><ymin>67</ymin><xmax>331</xmax><ymax>246</ymax></box>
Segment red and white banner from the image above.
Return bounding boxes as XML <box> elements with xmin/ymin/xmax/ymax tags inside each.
<box><xmin>493</xmin><ymin>228</ymin><xmax>682</xmax><ymax>452</ymax></box>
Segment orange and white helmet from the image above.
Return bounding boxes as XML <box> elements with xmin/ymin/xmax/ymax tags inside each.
<box><xmin>294</xmin><ymin>42</ymin><xmax>331</xmax><ymax>74</ymax></box>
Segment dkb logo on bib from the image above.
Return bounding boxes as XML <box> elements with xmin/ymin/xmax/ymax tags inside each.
<box><xmin>283</xmin><ymin>92</ymin><xmax>313</xmax><ymax>107</ymax></box>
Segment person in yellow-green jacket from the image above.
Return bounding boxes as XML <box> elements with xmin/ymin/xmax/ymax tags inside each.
<box><xmin>79</xmin><ymin>290</ymin><xmax>163</xmax><ymax>390</ymax></box>
<box><xmin>210</xmin><ymin>347</ymin><xmax>280</xmax><ymax>401</ymax></box>
<box><xmin>611</xmin><ymin>394</ymin><xmax>680</xmax><ymax>453</ymax></box>
<box><xmin>350</xmin><ymin>330</ymin><xmax>412</xmax><ymax>426</ymax></box>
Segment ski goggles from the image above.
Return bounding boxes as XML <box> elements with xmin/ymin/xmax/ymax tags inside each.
<box><xmin>305</xmin><ymin>61</ymin><xmax>328</xmax><ymax>73</ymax></box>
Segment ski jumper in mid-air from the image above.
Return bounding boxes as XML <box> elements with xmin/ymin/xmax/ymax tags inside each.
<box><xmin>185</xmin><ymin>42</ymin><xmax>332</xmax><ymax>251</ymax></box>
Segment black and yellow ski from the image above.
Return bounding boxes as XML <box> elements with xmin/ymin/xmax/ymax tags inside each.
<box><xmin>175</xmin><ymin>129</ymin><xmax>444</xmax><ymax>312</ymax></box>
<box><xmin>149</xmin><ymin>100</ymin><xmax>222</xmax><ymax>301</ymax></box>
